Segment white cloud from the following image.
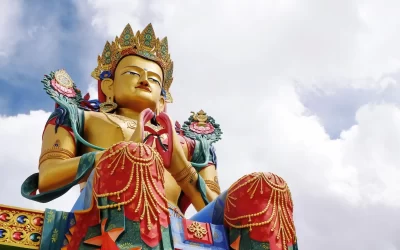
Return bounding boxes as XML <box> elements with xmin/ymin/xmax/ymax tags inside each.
<box><xmin>0</xmin><ymin>111</ymin><xmax>80</xmax><ymax>211</ymax></box>
<box><xmin>87</xmin><ymin>81</ymin><xmax>98</xmax><ymax>100</ymax></box>
<box><xmin>86</xmin><ymin>0</ymin><xmax>142</xmax><ymax>34</ymax></box>
<box><xmin>1</xmin><ymin>0</ymin><xmax>400</xmax><ymax>250</ymax></box>
<box><xmin>149</xmin><ymin>0</ymin><xmax>400</xmax><ymax>84</ymax></box>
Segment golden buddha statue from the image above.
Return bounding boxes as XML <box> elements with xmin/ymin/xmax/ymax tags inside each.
<box><xmin>14</xmin><ymin>23</ymin><xmax>299</xmax><ymax>250</ymax></box>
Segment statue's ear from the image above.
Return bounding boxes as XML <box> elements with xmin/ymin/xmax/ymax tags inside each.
<box><xmin>158</xmin><ymin>96</ymin><xmax>166</xmax><ymax>114</ymax></box>
<box><xmin>100</xmin><ymin>78</ymin><xmax>114</xmax><ymax>102</ymax></box>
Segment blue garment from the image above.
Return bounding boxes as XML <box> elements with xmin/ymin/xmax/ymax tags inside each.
<box><xmin>70</xmin><ymin>170</ymin><xmax>95</xmax><ymax>211</ymax></box>
<box><xmin>190</xmin><ymin>191</ymin><xmax>227</xmax><ymax>225</ymax></box>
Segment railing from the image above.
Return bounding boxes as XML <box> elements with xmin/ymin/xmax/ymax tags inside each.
<box><xmin>0</xmin><ymin>205</ymin><xmax>43</xmax><ymax>249</ymax></box>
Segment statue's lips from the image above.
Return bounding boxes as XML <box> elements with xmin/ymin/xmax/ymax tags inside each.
<box><xmin>135</xmin><ymin>85</ymin><xmax>152</xmax><ymax>92</ymax></box>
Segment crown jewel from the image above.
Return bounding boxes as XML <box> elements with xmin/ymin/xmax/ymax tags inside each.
<box><xmin>92</xmin><ymin>23</ymin><xmax>174</xmax><ymax>103</ymax></box>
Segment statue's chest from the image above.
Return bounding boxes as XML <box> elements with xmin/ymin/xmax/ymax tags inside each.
<box><xmin>84</xmin><ymin>113</ymin><xmax>166</xmax><ymax>150</ymax></box>
<box><xmin>85</xmin><ymin>114</ymin><xmax>137</xmax><ymax>148</ymax></box>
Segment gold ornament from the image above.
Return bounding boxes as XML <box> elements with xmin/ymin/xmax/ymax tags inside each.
<box><xmin>99</xmin><ymin>101</ymin><xmax>118</xmax><ymax>113</ymax></box>
<box><xmin>191</xmin><ymin>110</ymin><xmax>208</xmax><ymax>126</ymax></box>
<box><xmin>0</xmin><ymin>205</ymin><xmax>44</xmax><ymax>249</ymax></box>
<box><xmin>91</xmin><ymin>23</ymin><xmax>174</xmax><ymax>103</ymax></box>
<box><xmin>39</xmin><ymin>140</ymin><xmax>75</xmax><ymax>166</ymax></box>
<box><xmin>172</xmin><ymin>163</ymin><xmax>198</xmax><ymax>186</ymax></box>
<box><xmin>54</xmin><ymin>69</ymin><xmax>74</xmax><ymax>88</ymax></box>
<box><xmin>110</xmin><ymin>114</ymin><xmax>137</xmax><ymax>129</ymax></box>
<box><xmin>188</xmin><ymin>221</ymin><xmax>208</xmax><ymax>239</ymax></box>
<box><xmin>205</xmin><ymin>180</ymin><xmax>221</xmax><ymax>195</ymax></box>
<box><xmin>93</xmin><ymin>142</ymin><xmax>169</xmax><ymax>230</ymax></box>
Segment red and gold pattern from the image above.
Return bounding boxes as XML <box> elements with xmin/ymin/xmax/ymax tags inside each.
<box><xmin>224</xmin><ymin>172</ymin><xmax>297</xmax><ymax>250</ymax></box>
<box><xmin>183</xmin><ymin>220</ymin><xmax>213</xmax><ymax>245</ymax></box>
<box><xmin>93</xmin><ymin>141</ymin><xmax>169</xmax><ymax>247</ymax></box>
<box><xmin>0</xmin><ymin>205</ymin><xmax>44</xmax><ymax>249</ymax></box>
<box><xmin>61</xmin><ymin>200</ymin><xmax>101</xmax><ymax>249</ymax></box>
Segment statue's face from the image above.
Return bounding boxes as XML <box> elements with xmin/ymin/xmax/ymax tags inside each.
<box><xmin>113</xmin><ymin>55</ymin><xmax>164</xmax><ymax>112</ymax></box>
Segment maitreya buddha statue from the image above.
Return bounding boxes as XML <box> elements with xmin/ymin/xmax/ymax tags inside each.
<box><xmin>15</xmin><ymin>23</ymin><xmax>299</xmax><ymax>249</ymax></box>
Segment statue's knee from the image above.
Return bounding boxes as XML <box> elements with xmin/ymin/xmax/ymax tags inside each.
<box><xmin>224</xmin><ymin>172</ymin><xmax>294</xmax><ymax>219</ymax></box>
<box><xmin>224</xmin><ymin>172</ymin><xmax>297</xmax><ymax>248</ymax></box>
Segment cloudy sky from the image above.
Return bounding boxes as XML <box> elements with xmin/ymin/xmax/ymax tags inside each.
<box><xmin>1</xmin><ymin>0</ymin><xmax>400</xmax><ymax>249</ymax></box>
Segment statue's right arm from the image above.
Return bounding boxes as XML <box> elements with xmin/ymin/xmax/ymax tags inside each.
<box><xmin>38</xmin><ymin>114</ymin><xmax>102</xmax><ymax>193</ymax></box>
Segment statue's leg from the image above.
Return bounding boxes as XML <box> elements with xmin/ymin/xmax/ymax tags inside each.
<box><xmin>224</xmin><ymin>172</ymin><xmax>299</xmax><ymax>250</ymax></box>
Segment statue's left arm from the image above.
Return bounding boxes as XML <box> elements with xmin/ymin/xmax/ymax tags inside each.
<box><xmin>167</xmin><ymin>111</ymin><xmax>222</xmax><ymax>212</ymax></box>
<box><xmin>179</xmin><ymin>136</ymin><xmax>220</xmax><ymax>207</ymax></box>
<box><xmin>169</xmin><ymin>116</ymin><xmax>299</xmax><ymax>250</ymax></box>
<box><xmin>197</xmin><ymin>163</ymin><xmax>220</xmax><ymax>201</ymax></box>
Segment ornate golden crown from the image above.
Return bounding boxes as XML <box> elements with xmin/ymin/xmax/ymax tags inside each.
<box><xmin>92</xmin><ymin>23</ymin><xmax>174</xmax><ymax>103</ymax></box>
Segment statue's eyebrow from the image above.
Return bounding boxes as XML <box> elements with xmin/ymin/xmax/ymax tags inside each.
<box><xmin>122</xmin><ymin>65</ymin><xmax>141</xmax><ymax>72</ymax></box>
<box><xmin>122</xmin><ymin>65</ymin><xmax>162</xmax><ymax>81</ymax></box>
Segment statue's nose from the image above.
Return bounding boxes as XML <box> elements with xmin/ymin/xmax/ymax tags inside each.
<box><xmin>138</xmin><ymin>70</ymin><xmax>149</xmax><ymax>86</ymax></box>
<box><xmin>139</xmin><ymin>79</ymin><xmax>149</xmax><ymax>86</ymax></box>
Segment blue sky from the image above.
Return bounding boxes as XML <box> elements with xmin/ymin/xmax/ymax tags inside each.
<box><xmin>1</xmin><ymin>1</ymin><xmax>400</xmax><ymax>249</ymax></box>
<box><xmin>0</xmin><ymin>1</ymin><xmax>97</xmax><ymax>114</ymax></box>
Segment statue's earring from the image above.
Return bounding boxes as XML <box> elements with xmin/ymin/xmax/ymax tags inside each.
<box><xmin>100</xmin><ymin>78</ymin><xmax>118</xmax><ymax>113</ymax></box>
<box><xmin>100</xmin><ymin>97</ymin><xmax>118</xmax><ymax>113</ymax></box>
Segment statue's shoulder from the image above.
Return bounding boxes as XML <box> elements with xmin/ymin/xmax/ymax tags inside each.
<box><xmin>83</xmin><ymin>110</ymin><xmax>102</xmax><ymax>120</ymax></box>
<box><xmin>42</xmin><ymin>69</ymin><xmax>100</xmax><ymax>137</ymax></box>
<box><xmin>42</xmin><ymin>69</ymin><xmax>105</xmax><ymax>151</ymax></box>
<box><xmin>178</xmin><ymin>110</ymin><xmax>223</xmax><ymax>143</ymax></box>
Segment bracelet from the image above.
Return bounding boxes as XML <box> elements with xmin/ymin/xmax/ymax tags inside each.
<box><xmin>205</xmin><ymin>180</ymin><xmax>221</xmax><ymax>194</ymax></box>
<box><xmin>40</xmin><ymin>146</ymin><xmax>75</xmax><ymax>158</ymax></box>
<box><xmin>177</xmin><ymin>167</ymin><xmax>198</xmax><ymax>186</ymax></box>
<box><xmin>172</xmin><ymin>162</ymin><xmax>194</xmax><ymax>182</ymax></box>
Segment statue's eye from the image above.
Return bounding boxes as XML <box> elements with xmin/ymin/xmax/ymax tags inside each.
<box><xmin>124</xmin><ymin>71</ymin><xmax>140</xmax><ymax>77</ymax></box>
<box><xmin>149</xmin><ymin>78</ymin><xmax>160</xmax><ymax>86</ymax></box>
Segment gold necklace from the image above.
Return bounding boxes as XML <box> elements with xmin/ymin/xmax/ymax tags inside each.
<box><xmin>110</xmin><ymin>114</ymin><xmax>137</xmax><ymax>129</ymax></box>
<box><xmin>102</xmin><ymin>112</ymin><xmax>137</xmax><ymax>141</ymax></box>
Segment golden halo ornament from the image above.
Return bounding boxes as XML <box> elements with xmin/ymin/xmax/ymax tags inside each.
<box><xmin>54</xmin><ymin>69</ymin><xmax>74</xmax><ymax>88</ymax></box>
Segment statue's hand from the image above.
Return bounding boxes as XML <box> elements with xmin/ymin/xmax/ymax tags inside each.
<box><xmin>128</xmin><ymin>109</ymin><xmax>178</xmax><ymax>169</ymax></box>
<box><xmin>129</xmin><ymin>109</ymin><xmax>155</xmax><ymax>143</ymax></box>
<box><xmin>159</xmin><ymin>113</ymin><xmax>189</xmax><ymax>173</ymax></box>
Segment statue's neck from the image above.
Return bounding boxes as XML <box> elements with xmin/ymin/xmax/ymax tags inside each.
<box><xmin>115</xmin><ymin>108</ymin><xmax>141</xmax><ymax>120</ymax></box>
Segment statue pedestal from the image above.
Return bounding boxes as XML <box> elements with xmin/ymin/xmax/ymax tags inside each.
<box><xmin>0</xmin><ymin>204</ymin><xmax>230</xmax><ymax>250</ymax></box>
<box><xmin>0</xmin><ymin>205</ymin><xmax>44</xmax><ymax>249</ymax></box>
